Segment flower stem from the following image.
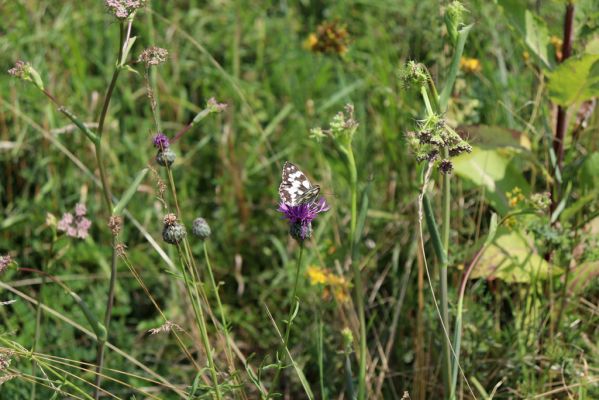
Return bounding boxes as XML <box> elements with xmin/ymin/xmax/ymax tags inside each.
<box><xmin>346</xmin><ymin>147</ymin><xmax>367</xmax><ymax>400</ymax></box>
<box><xmin>441</xmin><ymin>146</ymin><xmax>452</xmax><ymax>399</ymax></box>
<box><xmin>93</xmin><ymin>21</ymin><xmax>127</xmax><ymax>400</ymax></box>
<box><xmin>269</xmin><ymin>243</ymin><xmax>304</xmax><ymax>398</ymax></box>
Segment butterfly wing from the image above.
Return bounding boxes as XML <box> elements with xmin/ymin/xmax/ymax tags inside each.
<box><xmin>279</xmin><ymin>161</ymin><xmax>319</xmax><ymax>206</ymax></box>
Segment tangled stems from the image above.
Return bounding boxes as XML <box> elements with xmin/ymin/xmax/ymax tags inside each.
<box><xmin>203</xmin><ymin>242</ymin><xmax>242</xmax><ymax>396</ymax></box>
<box><xmin>269</xmin><ymin>243</ymin><xmax>304</xmax><ymax>398</ymax></box>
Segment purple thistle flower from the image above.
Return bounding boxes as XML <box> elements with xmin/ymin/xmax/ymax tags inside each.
<box><xmin>277</xmin><ymin>197</ymin><xmax>330</xmax><ymax>241</ymax></box>
<box><xmin>153</xmin><ymin>133</ymin><xmax>170</xmax><ymax>149</ymax></box>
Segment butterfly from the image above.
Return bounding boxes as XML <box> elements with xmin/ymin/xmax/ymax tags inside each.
<box><xmin>279</xmin><ymin>161</ymin><xmax>321</xmax><ymax>206</ymax></box>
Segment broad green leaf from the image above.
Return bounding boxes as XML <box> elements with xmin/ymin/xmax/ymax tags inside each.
<box><xmin>471</xmin><ymin>229</ymin><xmax>562</xmax><ymax>283</ymax></box>
<box><xmin>498</xmin><ymin>0</ymin><xmax>555</xmax><ymax>70</ymax></box>
<box><xmin>453</xmin><ymin>147</ymin><xmax>530</xmax><ymax>214</ymax></box>
<box><xmin>548</xmin><ymin>54</ymin><xmax>599</xmax><ymax>106</ymax></box>
<box><xmin>463</xmin><ymin>125</ymin><xmax>531</xmax><ymax>150</ymax></box>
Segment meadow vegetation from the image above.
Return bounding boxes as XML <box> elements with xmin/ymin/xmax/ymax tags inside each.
<box><xmin>1</xmin><ymin>0</ymin><xmax>598</xmax><ymax>399</ymax></box>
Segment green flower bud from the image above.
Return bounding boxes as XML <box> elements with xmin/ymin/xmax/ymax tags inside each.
<box><xmin>156</xmin><ymin>148</ymin><xmax>176</xmax><ymax>167</ymax></box>
<box><xmin>445</xmin><ymin>1</ymin><xmax>467</xmax><ymax>46</ymax></box>
<box><xmin>192</xmin><ymin>217</ymin><xmax>211</xmax><ymax>240</ymax></box>
<box><xmin>162</xmin><ymin>222</ymin><xmax>186</xmax><ymax>245</ymax></box>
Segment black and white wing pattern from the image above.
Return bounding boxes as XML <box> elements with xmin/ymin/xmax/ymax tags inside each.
<box><xmin>279</xmin><ymin>161</ymin><xmax>320</xmax><ymax>206</ymax></box>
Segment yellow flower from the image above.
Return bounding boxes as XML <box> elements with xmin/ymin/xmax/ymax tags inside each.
<box><xmin>306</xmin><ymin>266</ymin><xmax>328</xmax><ymax>285</ymax></box>
<box><xmin>460</xmin><ymin>57</ymin><xmax>481</xmax><ymax>73</ymax></box>
<box><xmin>507</xmin><ymin>187</ymin><xmax>525</xmax><ymax>208</ymax></box>
<box><xmin>522</xmin><ymin>51</ymin><xmax>530</xmax><ymax>62</ymax></box>
<box><xmin>333</xmin><ymin>287</ymin><xmax>350</xmax><ymax>303</ymax></box>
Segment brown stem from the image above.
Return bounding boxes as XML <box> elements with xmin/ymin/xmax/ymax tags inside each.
<box><xmin>551</xmin><ymin>2</ymin><xmax>575</xmax><ymax>213</ymax></box>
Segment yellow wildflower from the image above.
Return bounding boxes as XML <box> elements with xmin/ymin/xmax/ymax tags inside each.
<box><xmin>460</xmin><ymin>57</ymin><xmax>481</xmax><ymax>73</ymax></box>
<box><xmin>306</xmin><ymin>266</ymin><xmax>328</xmax><ymax>285</ymax></box>
<box><xmin>522</xmin><ymin>51</ymin><xmax>530</xmax><ymax>62</ymax></box>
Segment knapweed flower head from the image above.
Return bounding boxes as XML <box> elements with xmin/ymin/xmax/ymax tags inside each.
<box><xmin>152</xmin><ymin>133</ymin><xmax>170</xmax><ymax>149</ymax></box>
<box><xmin>105</xmin><ymin>0</ymin><xmax>145</xmax><ymax>19</ymax></box>
<box><xmin>139</xmin><ymin>46</ymin><xmax>168</xmax><ymax>67</ymax></box>
<box><xmin>0</xmin><ymin>255</ymin><xmax>13</xmax><ymax>274</ymax></box>
<box><xmin>277</xmin><ymin>197</ymin><xmax>329</xmax><ymax>241</ymax></box>
<box><xmin>57</xmin><ymin>204</ymin><xmax>92</xmax><ymax>239</ymax></box>
<box><xmin>305</xmin><ymin>20</ymin><xmax>350</xmax><ymax>55</ymax></box>
<box><xmin>8</xmin><ymin>60</ymin><xmax>44</xmax><ymax>90</ymax></box>
<box><xmin>406</xmin><ymin>114</ymin><xmax>472</xmax><ymax>174</ymax></box>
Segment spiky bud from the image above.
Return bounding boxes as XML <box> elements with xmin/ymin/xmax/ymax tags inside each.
<box><xmin>156</xmin><ymin>148</ymin><xmax>176</xmax><ymax>167</ymax></box>
<box><xmin>162</xmin><ymin>223</ymin><xmax>186</xmax><ymax>245</ymax></box>
<box><xmin>192</xmin><ymin>218</ymin><xmax>211</xmax><ymax>240</ymax></box>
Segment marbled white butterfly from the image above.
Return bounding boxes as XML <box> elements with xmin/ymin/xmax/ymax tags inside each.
<box><xmin>279</xmin><ymin>161</ymin><xmax>320</xmax><ymax>206</ymax></box>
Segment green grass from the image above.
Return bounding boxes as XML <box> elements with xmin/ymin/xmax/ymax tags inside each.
<box><xmin>1</xmin><ymin>0</ymin><xmax>598</xmax><ymax>399</ymax></box>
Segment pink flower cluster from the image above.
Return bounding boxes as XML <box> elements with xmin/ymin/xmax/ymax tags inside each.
<box><xmin>57</xmin><ymin>203</ymin><xmax>92</xmax><ymax>239</ymax></box>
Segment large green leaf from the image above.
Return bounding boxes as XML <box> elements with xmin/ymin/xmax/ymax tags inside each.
<box><xmin>453</xmin><ymin>147</ymin><xmax>530</xmax><ymax>214</ymax></box>
<box><xmin>464</xmin><ymin>125</ymin><xmax>531</xmax><ymax>150</ymax></box>
<box><xmin>498</xmin><ymin>0</ymin><xmax>555</xmax><ymax>70</ymax></box>
<box><xmin>548</xmin><ymin>54</ymin><xmax>599</xmax><ymax>106</ymax></box>
<box><xmin>471</xmin><ymin>229</ymin><xmax>562</xmax><ymax>283</ymax></box>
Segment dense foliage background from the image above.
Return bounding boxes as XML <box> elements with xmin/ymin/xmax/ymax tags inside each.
<box><xmin>1</xmin><ymin>0</ymin><xmax>597</xmax><ymax>398</ymax></box>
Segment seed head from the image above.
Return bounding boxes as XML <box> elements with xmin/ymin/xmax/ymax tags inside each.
<box><xmin>105</xmin><ymin>0</ymin><xmax>146</xmax><ymax>19</ymax></box>
<box><xmin>439</xmin><ymin>159</ymin><xmax>454</xmax><ymax>174</ymax></box>
<box><xmin>192</xmin><ymin>218</ymin><xmax>212</xmax><ymax>240</ymax></box>
<box><xmin>163</xmin><ymin>213</ymin><xmax>178</xmax><ymax>226</ymax></box>
<box><xmin>108</xmin><ymin>215</ymin><xmax>123</xmax><ymax>235</ymax></box>
<box><xmin>139</xmin><ymin>46</ymin><xmax>168</xmax><ymax>67</ymax></box>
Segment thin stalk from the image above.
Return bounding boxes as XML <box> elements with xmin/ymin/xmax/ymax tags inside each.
<box><xmin>420</xmin><ymin>84</ymin><xmax>452</xmax><ymax>398</ymax></box>
<box><xmin>440</xmin><ymin>147</ymin><xmax>452</xmax><ymax>399</ymax></box>
<box><xmin>269</xmin><ymin>243</ymin><xmax>304</xmax><ymax>398</ymax></box>
<box><xmin>177</xmin><ymin>245</ymin><xmax>222</xmax><ymax>400</ymax></box>
<box><xmin>346</xmin><ymin>148</ymin><xmax>367</xmax><ymax>400</ymax></box>
<box><xmin>93</xmin><ymin>21</ymin><xmax>128</xmax><ymax>399</ymax></box>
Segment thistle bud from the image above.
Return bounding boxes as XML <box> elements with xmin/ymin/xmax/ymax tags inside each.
<box><xmin>162</xmin><ymin>222</ymin><xmax>186</xmax><ymax>245</ymax></box>
<box><xmin>192</xmin><ymin>217</ymin><xmax>211</xmax><ymax>240</ymax></box>
<box><xmin>156</xmin><ymin>148</ymin><xmax>176</xmax><ymax>167</ymax></box>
